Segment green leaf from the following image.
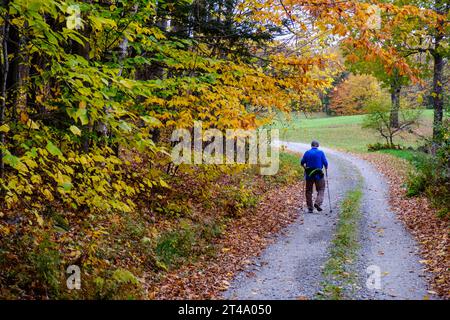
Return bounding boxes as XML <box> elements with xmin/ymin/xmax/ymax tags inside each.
<box><xmin>60</xmin><ymin>182</ymin><xmax>73</xmax><ymax>191</ymax></box>
<box><xmin>76</xmin><ymin>109</ymin><xmax>89</xmax><ymax>125</ymax></box>
<box><xmin>3</xmin><ymin>153</ymin><xmax>28</xmax><ymax>172</ymax></box>
<box><xmin>64</xmin><ymin>31</ymin><xmax>86</xmax><ymax>46</ymax></box>
<box><xmin>141</xmin><ymin>116</ymin><xmax>162</xmax><ymax>127</ymax></box>
<box><xmin>119</xmin><ymin>121</ymin><xmax>132</xmax><ymax>132</ymax></box>
<box><xmin>3</xmin><ymin>154</ymin><xmax>20</xmax><ymax>168</ymax></box>
<box><xmin>112</xmin><ymin>269</ymin><xmax>138</xmax><ymax>285</ymax></box>
<box><xmin>46</xmin><ymin>141</ymin><xmax>63</xmax><ymax>157</ymax></box>
<box><xmin>30</xmin><ymin>147</ymin><xmax>38</xmax><ymax>158</ymax></box>
<box><xmin>155</xmin><ymin>260</ymin><xmax>168</xmax><ymax>271</ymax></box>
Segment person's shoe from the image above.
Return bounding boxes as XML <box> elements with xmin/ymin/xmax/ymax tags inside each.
<box><xmin>314</xmin><ymin>204</ymin><xmax>323</xmax><ymax>212</ymax></box>
<box><xmin>308</xmin><ymin>207</ymin><xmax>314</xmax><ymax>213</ymax></box>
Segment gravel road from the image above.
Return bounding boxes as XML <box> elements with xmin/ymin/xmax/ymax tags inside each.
<box><xmin>223</xmin><ymin>142</ymin><xmax>435</xmax><ymax>300</ymax></box>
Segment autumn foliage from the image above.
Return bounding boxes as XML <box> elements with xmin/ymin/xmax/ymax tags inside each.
<box><xmin>329</xmin><ymin>74</ymin><xmax>388</xmax><ymax>115</ymax></box>
<box><xmin>0</xmin><ymin>0</ymin><xmax>448</xmax><ymax>299</ymax></box>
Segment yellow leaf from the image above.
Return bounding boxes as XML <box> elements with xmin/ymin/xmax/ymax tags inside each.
<box><xmin>1</xmin><ymin>225</ymin><xmax>10</xmax><ymax>235</ymax></box>
<box><xmin>93</xmin><ymin>155</ymin><xmax>105</xmax><ymax>162</ymax></box>
<box><xmin>70</xmin><ymin>125</ymin><xmax>81</xmax><ymax>136</ymax></box>
<box><xmin>0</xmin><ymin>124</ymin><xmax>9</xmax><ymax>133</ymax></box>
<box><xmin>26</xmin><ymin>119</ymin><xmax>40</xmax><ymax>130</ymax></box>
<box><xmin>159</xmin><ymin>179</ymin><xmax>170</xmax><ymax>188</ymax></box>
<box><xmin>34</xmin><ymin>211</ymin><xmax>44</xmax><ymax>227</ymax></box>
<box><xmin>42</xmin><ymin>189</ymin><xmax>54</xmax><ymax>201</ymax></box>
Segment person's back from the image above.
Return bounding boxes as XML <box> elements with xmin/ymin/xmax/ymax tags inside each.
<box><xmin>301</xmin><ymin>141</ymin><xmax>328</xmax><ymax>213</ymax></box>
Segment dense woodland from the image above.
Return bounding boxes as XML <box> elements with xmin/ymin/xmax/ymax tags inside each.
<box><xmin>0</xmin><ymin>0</ymin><xmax>448</xmax><ymax>299</ymax></box>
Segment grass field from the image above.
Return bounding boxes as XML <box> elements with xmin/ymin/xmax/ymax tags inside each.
<box><xmin>271</xmin><ymin>110</ymin><xmax>435</xmax><ymax>153</ymax></box>
<box><xmin>377</xmin><ymin>149</ymin><xmax>425</xmax><ymax>163</ymax></box>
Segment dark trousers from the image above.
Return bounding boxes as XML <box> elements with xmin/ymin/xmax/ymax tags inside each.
<box><xmin>305</xmin><ymin>178</ymin><xmax>325</xmax><ymax>209</ymax></box>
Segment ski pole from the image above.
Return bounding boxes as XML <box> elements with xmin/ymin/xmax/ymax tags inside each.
<box><xmin>302</xmin><ymin>165</ymin><xmax>306</xmax><ymax>212</ymax></box>
<box><xmin>326</xmin><ymin>168</ymin><xmax>332</xmax><ymax>213</ymax></box>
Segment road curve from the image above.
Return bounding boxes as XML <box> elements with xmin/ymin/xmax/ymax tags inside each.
<box><xmin>223</xmin><ymin>142</ymin><xmax>435</xmax><ymax>300</ymax></box>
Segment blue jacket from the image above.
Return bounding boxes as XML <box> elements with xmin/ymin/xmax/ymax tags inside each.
<box><xmin>301</xmin><ymin>147</ymin><xmax>328</xmax><ymax>180</ymax></box>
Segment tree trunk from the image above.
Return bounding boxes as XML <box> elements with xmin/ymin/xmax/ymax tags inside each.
<box><xmin>17</xmin><ymin>35</ymin><xmax>30</xmax><ymax>122</ymax></box>
<box><xmin>432</xmin><ymin>49</ymin><xmax>444</xmax><ymax>141</ymax></box>
<box><xmin>6</xmin><ymin>24</ymin><xmax>19</xmax><ymax>122</ymax></box>
<box><xmin>389</xmin><ymin>134</ymin><xmax>394</xmax><ymax>147</ymax></box>
<box><xmin>432</xmin><ymin>0</ymin><xmax>447</xmax><ymax>141</ymax></box>
<box><xmin>390</xmin><ymin>70</ymin><xmax>401</xmax><ymax>129</ymax></box>
<box><xmin>0</xmin><ymin>1</ymin><xmax>10</xmax><ymax>179</ymax></box>
<box><xmin>73</xmin><ymin>27</ymin><xmax>91</xmax><ymax>153</ymax></box>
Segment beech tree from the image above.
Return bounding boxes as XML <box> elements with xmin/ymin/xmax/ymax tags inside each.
<box><xmin>329</xmin><ymin>74</ymin><xmax>388</xmax><ymax>115</ymax></box>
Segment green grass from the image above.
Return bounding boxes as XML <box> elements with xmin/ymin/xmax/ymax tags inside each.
<box><xmin>270</xmin><ymin>110</ymin><xmax>434</xmax><ymax>153</ymax></box>
<box><xmin>377</xmin><ymin>149</ymin><xmax>423</xmax><ymax>163</ymax></box>
<box><xmin>278</xmin><ymin>151</ymin><xmax>303</xmax><ymax>177</ymax></box>
<box><xmin>320</xmin><ymin>185</ymin><xmax>363</xmax><ymax>300</ymax></box>
<box><xmin>264</xmin><ymin>151</ymin><xmax>303</xmax><ymax>185</ymax></box>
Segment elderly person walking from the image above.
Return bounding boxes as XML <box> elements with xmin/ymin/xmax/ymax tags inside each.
<box><xmin>300</xmin><ymin>140</ymin><xmax>329</xmax><ymax>213</ymax></box>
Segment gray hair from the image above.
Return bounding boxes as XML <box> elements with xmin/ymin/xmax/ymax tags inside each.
<box><xmin>311</xmin><ymin>140</ymin><xmax>320</xmax><ymax>148</ymax></box>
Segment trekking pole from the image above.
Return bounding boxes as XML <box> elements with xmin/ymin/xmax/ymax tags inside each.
<box><xmin>301</xmin><ymin>165</ymin><xmax>306</xmax><ymax>212</ymax></box>
<box><xmin>325</xmin><ymin>168</ymin><xmax>332</xmax><ymax>213</ymax></box>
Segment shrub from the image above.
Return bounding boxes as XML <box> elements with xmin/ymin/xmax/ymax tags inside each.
<box><xmin>221</xmin><ymin>184</ymin><xmax>259</xmax><ymax>217</ymax></box>
<box><xmin>362</xmin><ymin>97</ymin><xmax>421</xmax><ymax>147</ymax></box>
<box><xmin>405</xmin><ymin>129</ymin><xmax>449</xmax><ymax>218</ymax></box>
<box><xmin>29</xmin><ymin>235</ymin><xmax>62</xmax><ymax>297</ymax></box>
<box><xmin>124</xmin><ymin>216</ymin><xmax>146</xmax><ymax>239</ymax></box>
<box><xmin>93</xmin><ymin>268</ymin><xmax>141</xmax><ymax>300</ymax></box>
<box><xmin>155</xmin><ymin>201</ymin><xmax>193</xmax><ymax>219</ymax></box>
<box><xmin>199</xmin><ymin>219</ymin><xmax>226</xmax><ymax>242</ymax></box>
<box><xmin>367</xmin><ymin>142</ymin><xmax>402</xmax><ymax>151</ymax></box>
<box><xmin>265</xmin><ymin>151</ymin><xmax>303</xmax><ymax>185</ymax></box>
<box><xmin>155</xmin><ymin>221</ymin><xmax>196</xmax><ymax>268</ymax></box>
<box><xmin>406</xmin><ymin>157</ymin><xmax>434</xmax><ymax>197</ymax></box>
